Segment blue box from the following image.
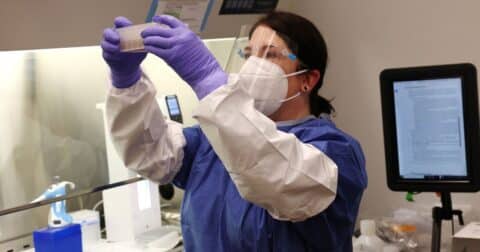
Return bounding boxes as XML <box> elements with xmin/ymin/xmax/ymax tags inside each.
<box><xmin>33</xmin><ymin>223</ymin><xmax>82</xmax><ymax>252</ymax></box>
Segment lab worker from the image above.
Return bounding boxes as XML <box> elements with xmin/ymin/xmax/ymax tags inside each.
<box><xmin>101</xmin><ymin>11</ymin><xmax>367</xmax><ymax>251</ymax></box>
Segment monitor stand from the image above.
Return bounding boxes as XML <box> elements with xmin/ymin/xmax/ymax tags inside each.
<box><xmin>431</xmin><ymin>192</ymin><xmax>464</xmax><ymax>252</ymax></box>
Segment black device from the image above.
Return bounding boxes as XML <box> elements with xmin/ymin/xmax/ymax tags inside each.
<box><xmin>165</xmin><ymin>95</ymin><xmax>183</xmax><ymax>123</ymax></box>
<box><xmin>219</xmin><ymin>0</ymin><xmax>278</xmax><ymax>15</ymax></box>
<box><xmin>380</xmin><ymin>63</ymin><xmax>480</xmax><ymax>252</ymax></box>
<box><xmin>159</xmin><ymin>184</ymin><xmax>175</xmax><ymax>200</ymax></box>
<box><xmin>380</xmin><ymin>63</ymin><xmax>480</xmax><ymax>192</ymax></box>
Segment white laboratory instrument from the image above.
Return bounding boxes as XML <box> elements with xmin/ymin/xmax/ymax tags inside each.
<box><xmin>97</xmin><ymin>104</ymin><xmax>162</xmax><ymax>242</ymax></box>
<box><xmin>70</xmin><ymin>210</ymin><xmax>101</xmax><ymax>250</ymax></box>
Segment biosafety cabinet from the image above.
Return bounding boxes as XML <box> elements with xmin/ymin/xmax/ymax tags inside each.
<box><xmin>0</xmin><ymin>0</ymin><xmax>293</xmax><ymax>250</ymax></box>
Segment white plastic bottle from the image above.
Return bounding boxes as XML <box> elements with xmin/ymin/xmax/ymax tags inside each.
<box><xmin>382</xmin><ymin>245</ymin><xmax>400</xmax><ymax>252</ymax></box>
<box><xmin>353</xmin><ymin>220</ymin><xmax>386</xmax><ymax>252</ymax></box>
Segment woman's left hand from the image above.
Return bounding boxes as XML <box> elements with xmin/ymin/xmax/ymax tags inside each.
<box><xmin>142</xmin><ymin>15</ymin><xmax>227</xmax><ymax>99</ymax></box>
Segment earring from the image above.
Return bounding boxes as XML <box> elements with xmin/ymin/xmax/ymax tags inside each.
<box><xmin>303</xmin><ymin>86</ymin><xmax>308</xmax><ymax>92</ymax></box>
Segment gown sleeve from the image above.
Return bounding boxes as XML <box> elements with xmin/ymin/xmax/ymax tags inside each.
<box><xmin>106</xmin><ymin>73</ymin><xmax>187</xmax><ymax>184</ymax></box>
<box><xmin>192</xmin><ymin>80</ymin><xmax>338</xmax><ymax>222</ymax></box>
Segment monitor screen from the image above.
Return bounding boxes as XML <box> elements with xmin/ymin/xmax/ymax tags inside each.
<box><xmin>166</xmin><ymin>96</ymin><xmax>180</xmax><ymax>116</ymax></box>
<box><xmin>380</xmin><ymin>63</ymin><xmax>480</xmax><ymax>192</ymax></box>
<box><xmin>393</xmin><ymin>78</ymin><xmax>467</xmax><ymax>180</ymax></box>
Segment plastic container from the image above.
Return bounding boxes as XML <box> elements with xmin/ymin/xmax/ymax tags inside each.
<box><xmin>71</xmin><ymin>210</ymin><xmax>101</xmax><ymax>249</ymax></box>
<box><xmin>353</xmin><ymin>220</ymin><xmax>386</xmax><ymax>252</ymax></box>
<box><xmin>33</xmin><ymin>223</ymin><xmax>82</xmax><ymax>252</ymax></box>
<box><xmin>116</xmin><ymin>22</ymin><xmax>167</xmax><ymax>52</ymax></box>
<box><xmin>382</xmin><ymin>244</ymin><xmax>400</xmax><ymax>252</ymax></box>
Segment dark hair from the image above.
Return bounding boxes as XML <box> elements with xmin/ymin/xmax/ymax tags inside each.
<box><xmin>249</xmin><ymin>11</ymin><xmax>334</xmax><ymax>116</ymax></box>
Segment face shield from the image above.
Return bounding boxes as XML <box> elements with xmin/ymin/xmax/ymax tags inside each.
<box><xmin>225</xmin><ymin>25</ymin><xmax>304</xmax><ymax>74</ymax></box>
<box><xmin>224</xmin><ymin>25</ymin><xmax>308</xmax><ymax>115</ymax></box>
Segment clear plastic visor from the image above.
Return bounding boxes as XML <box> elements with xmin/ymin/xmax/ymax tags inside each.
<box><xmin>225</xmin><ymin>25</ymin><xmax>304</xmax><ymax>76</ymax></box>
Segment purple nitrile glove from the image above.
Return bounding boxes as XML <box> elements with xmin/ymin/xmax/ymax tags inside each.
<box><xmin>101</xmin><ymin>17</ymin><xmax>147</xmax><ymax>88</ymax></box>
<box><xmin>141</xmin><ymin>15</ymin><xmax>228</xmax><ymax>99</ymax></box>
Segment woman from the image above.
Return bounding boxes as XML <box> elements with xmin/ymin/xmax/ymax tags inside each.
<box><xmin>101</xmin><ymin>11</ymin><xmax>367</xmax><ymax>251</ymax></box>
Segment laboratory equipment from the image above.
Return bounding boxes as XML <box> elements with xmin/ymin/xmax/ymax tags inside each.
<box><xmin>353</xmin><ymin>219</ymin><xmax>386</xmax><ymax>252</ymax></box>
<box><xmin>376</xmin><ymin>216</ymin><xmax>419</xmax><ymax>250</ymax></box>
<box><xmin>149</xmin><ymin>0</ymin><xmax>215</xmax><ymax>33</ymax></box>
<box><xmin>97</xmin><ymin>104</ymin><xmax>163</xmax><ymax>243</ymax></box>
<box><xmin>145</xmin><ymin>228</ymin><xmax>182</xmax><ymax>251</ymax></box>
<box><xmin>70</xmin><ymin>209</ymin><xmax>101</xmax><ymax>250</ymax></box>
<box><xmin>380</xmin><ymin>63</ymin><xmax>480</xmax><ymax>192</ymax></box>
<box><xmin>379</xmin><ymin>63</ymin><xmax>480</xmax><ymax>252</ymax></box>
<box><xmin>452</xmin><ymin>222</ymin><xmax>480</xmax><ymax>252</ymax></box>
<box><xmin>219</xmin><ymin>0</ymin><xmax>279</xmax><ymax>15</ymax></box>
<box><xmin>32</xmin><ymin>180</ymin><xmax>75</xmax><ymax>228</ymax></box>
<box><xmin>382</xmin><ymin>245</ymin><xmax>400</xmax><ymax>252</ymax></box>
<box><xmin>33</xmin><ymin>224</ymin><xmax>82</xmax><ymax>252</ymax></box>
<box><xmin>116</xmin><ymin>22</ymin><xmax>165</xmax><ymax>52</ymax></box>
<box><xmin>165</xmin><ymin>94</ymin><xmax>183</xmax><ymax>123</ymax></box>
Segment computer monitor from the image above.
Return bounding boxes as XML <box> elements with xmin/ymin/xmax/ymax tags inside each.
<box><xmin>380</xmin><ymin>63</ymin><xmax>480</xmax><ymax>192</ymax></box>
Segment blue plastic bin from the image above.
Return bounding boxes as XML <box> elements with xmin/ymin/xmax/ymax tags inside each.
<box><xmin>33</xmin><ymin>223</ymin><xmax>82</xmax><ymax>252</ymax></box>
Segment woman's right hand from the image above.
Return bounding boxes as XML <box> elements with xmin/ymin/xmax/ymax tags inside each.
<box><xmin>101</xmin><ymin>16</ymin><xmax>147</xmax><ymax>88</ymax></box>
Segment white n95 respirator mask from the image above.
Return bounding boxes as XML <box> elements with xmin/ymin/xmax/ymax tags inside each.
<box><xmin>233</xmin><ymin>56</ymin><xmax>307</xmax><ymax>116</ymax></box>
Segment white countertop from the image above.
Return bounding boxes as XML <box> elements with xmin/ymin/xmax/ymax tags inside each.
<box><xmin>24</xmin><ymin>226</ymin><xmax>183</xmax><ymax>252</ymax></box>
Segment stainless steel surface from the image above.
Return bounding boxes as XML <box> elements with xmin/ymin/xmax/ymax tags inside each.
<box><xmin>0</xmin><ymin>233</ymin><xmax>32</xmax><ymax>252</ymax></box>
<box><xmin>0</xmin><ymin>177</ymin><xmax>144</xmax><ymax>217</ymax></box>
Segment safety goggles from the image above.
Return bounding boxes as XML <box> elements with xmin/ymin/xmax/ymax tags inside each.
<box><xmin>237</xmin><ymin>45</ymin><xmax>298</xmax><ymax>62</ymax></box>
<box><xmin>225</xmin><ymin>25</ymin><xmax>307</xmax><ymax>73</ymax></box>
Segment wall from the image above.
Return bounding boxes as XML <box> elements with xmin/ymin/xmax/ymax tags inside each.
<box><xmin>291</xmin><ymin>0</ymin><xmax>480</xmax><ymax>223</ymax></box>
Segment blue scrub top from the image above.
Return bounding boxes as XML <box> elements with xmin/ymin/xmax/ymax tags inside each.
<box><xmin>173</xmin><ymin>117</ymin><xmax>367</xmax><ymax>251</ymax></box>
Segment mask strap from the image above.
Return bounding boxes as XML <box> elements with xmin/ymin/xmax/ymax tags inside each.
<box><xmin>280</xmin><ymin>91</ymin><xmax>302</xmax><ymax>102</ymax></box>
<box><xmin>275</xmin><ymin>70</ymin><xmax>309</xmax><ymax>102</ymax></box>
<box><xmin>284</xmin><ymin>69</ymin><xmax>309</xmax><ymax>78</ymax></box>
